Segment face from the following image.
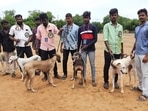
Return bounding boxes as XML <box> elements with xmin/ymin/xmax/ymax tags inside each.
<box><xmin>16</xmin><ymin>16</ymin><xmax>23</xmax><ymax>25</ymax></box>
<box><xmin>110</xmin><ymin>13</ymin><xmax>118</xmax><ymax>23</ymax></box>
<box><xmin>2</xmin><ymin>23</ymin><xmax>9</xmax><ymax>30</ymax></box>
<box><xmin>35</xmin><ymin>20</ymin><xmax>41</xmax><ymax>26</ymax></box>
<box><xmin>83</xmin><ymin>16</ymin><xmax>90</xmax><ymax>24</ymax></box>
<box><xmin>41</xmin><ymin>18</ymin><xmax>48</xmax><ymax>27</ymax></box>
<box><xmin>66</xmin><ymin>16</ymin><xmax>72</xmax><ymax>24</ymax></box>
<box><xmin>138</xmin><ymin>12</ymin><xmax>147</xmax><ymax>24</ymax></box>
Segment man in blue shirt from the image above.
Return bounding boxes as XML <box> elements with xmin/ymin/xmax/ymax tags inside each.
<box><xmin>131</xmin><ymin>8</ymin><xmax>148</xmax><ymax>101</ymax></box>
<box><xmin>60</xmin><ymin>13</ymin><xmax>79</xmax><ymax>80</ymax></box>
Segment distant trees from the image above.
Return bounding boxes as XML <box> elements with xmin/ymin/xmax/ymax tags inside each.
<box><xmin>0</xmin><ymin>10</ymin><xmax>139</xmax><ymax>32</ymax></box>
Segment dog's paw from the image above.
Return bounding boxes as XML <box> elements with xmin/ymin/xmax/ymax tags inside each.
<box><xmin>31</xmin><ymin>89</ymin><xmax>37</xmax><ymax>93</ymax></box>
<box><xmin>70</xmin><ymin>77</ymin><xmax>74</xmax><ymax>81</ymax></box>
<box><xmin>121</xmin><ymin>90</ymin><xmax>124</xmax><ymax>94</ymax></box>
<box><xmin>51</xmin><ymin>83</ymin><xmax>57</xmax><ymax>87</ymax></box>
<box><xmin>71</xmin><ymin>84</ymin><xmax>75</xmax><ymax>89</ymax></box>
<box><xmin>110</xmin><ymin>89</ymin><xmax>114</xmax><ymax>93</ymax></box>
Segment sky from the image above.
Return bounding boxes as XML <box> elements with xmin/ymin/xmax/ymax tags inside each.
<box><xmin>0</xmin><ymin>0</ymin><xmax>147</xmax><ymax>22</ymax></box>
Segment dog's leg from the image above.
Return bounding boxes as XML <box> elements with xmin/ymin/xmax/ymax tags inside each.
<box><xmin>29</xmin><ymin>76</ymin><xmax>37</xmax><ymax>93</ymax></box>
<box><xmin>120</xmin><ymin>74</ymin><xmax>124</xmax><ymax>93</ymax></box>
<box><xmin>0</xmin><ymin>61</ymin><xmax>4</xmax><ymax>72</ymax></box>
<box><xmin>126</xmin><ymin>66</ymin><xmax>132</xmax><ymax>87</ymax></box>
<box><xmin>110</xmin><ymin>74</ymin><xmax>115</xmax><ymax>93</ymax></box>
<box><xmin>71</xmin><ymin>70</ymin><xmax>76</xmax><ymax>89</ymax></box>
<box><xmin>48</xmin><ymin>72</ymin><xmax>57</xmax><ymax>87</ymax></box>
<box><xmin>25</xmin><ymin>75</ymin><xmax>30</xmax><ymax>90</ymax></box>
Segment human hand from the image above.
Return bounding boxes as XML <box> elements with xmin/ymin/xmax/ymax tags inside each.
<box><xmin>142</xmin><ymin>53</ymin><xmax>148</xmax><ymax>63</ymax></box>
<box><xmin>24</xmin><ymin>41</ymin><xmax>29</xmax><ymax>46</ymax></box>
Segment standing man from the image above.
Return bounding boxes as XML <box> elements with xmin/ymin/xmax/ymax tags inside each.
<box><xmin>0</xmin><ymin>20</ymin><xmax>16</xmax><ymax>77</ymax></box>
<box><xmin>103</xmin><ymin>8</ymin><xmax>123</xmax><ymax>89</ymax></box>
<box><xmin>77</xmin><ymin>11</ymin><xmax>98</xmax><ymax>87</ymax></box>
<box><xmin>60</xmin><ymin>13</ymin><xmax>79</xmax><ymax>80</ymax></box>
<box><xmin>36</xmin><ymin>13</ymin><xmax>61</xmax><ymax>81</ymax></box>
<box><xmin>9</xmin><ymin>14</ymin><xmax>33</xmax><ymax>58</ymax></box>
<box><xmin>131</xmin><ymin>8</ymin><xmax>148</xmax><ymax>101</ymax></box>
<box><xmin>32</xmin><ymin>17</ymin><xmax>41</xmax><ymax>53</ymax></box>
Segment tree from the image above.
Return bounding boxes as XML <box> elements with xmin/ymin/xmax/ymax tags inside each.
<box><xmin>73</xmin><ymin>14</ymin><xmax>83</xmax><ymax>26</ymax></box>
<box><xmin>92</xmin><ymin>22</ymin><xmax>103</xmax><ymax>33</ymax></box>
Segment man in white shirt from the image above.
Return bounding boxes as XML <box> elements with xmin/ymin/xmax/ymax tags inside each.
<box><xmin>9</xmin><ymin>14</ymin><xmax>33</xmax><ymax>58</ymax></box>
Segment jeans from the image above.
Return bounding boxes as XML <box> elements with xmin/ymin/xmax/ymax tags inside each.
<box><xmin>81</xmin><ymin>50</ymin><xmax>96</xmax><ymax>81</ymax></box>
<box><xmin>62</xmin><ymin>49</ymin><xmax>76</xmax><ymax>76</ymax></box>
<box><xmin>16</xmin><ymin>46</ymin><xmax>33</xmax><ymax>58</ymax></box>
<box><xmin>103</xmin><ymin>50</ymin><xmax>121</xmax><ymax>84</ymax></box>
<box><xmin>135</xmin><ymin>54</ymin><xmax>148</xmax><ymax>97</ymax></box>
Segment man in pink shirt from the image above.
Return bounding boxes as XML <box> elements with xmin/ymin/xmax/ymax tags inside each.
<box><xmin>36</xmin><ymin>13</ymin><xmax>61</xmax><ymax>81</ymax></box>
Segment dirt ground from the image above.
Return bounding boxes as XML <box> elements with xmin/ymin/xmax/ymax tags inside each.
<box><xmin>0</xmin><ymin>33</ymin><xmax>148</xmax><ymax>111</ymax></box>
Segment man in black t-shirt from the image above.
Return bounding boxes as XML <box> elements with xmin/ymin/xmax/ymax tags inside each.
<box><xmin>0</xmin><ymin>20</ymin><xmax>16</xmax><ymax>77</ymax></box>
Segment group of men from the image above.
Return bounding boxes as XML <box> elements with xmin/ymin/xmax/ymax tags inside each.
<box><xmin>0</xmin><ymin>8</ymin><xmax>148</xmax><ymax>101</ymax></box>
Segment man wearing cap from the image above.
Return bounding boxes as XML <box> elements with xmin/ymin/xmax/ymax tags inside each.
<box><xmin>77</xmin><ymin>11</ymin><xmax>98</xmax><ymax>87</ymax></box>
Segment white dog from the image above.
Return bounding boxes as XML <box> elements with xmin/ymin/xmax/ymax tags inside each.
<box><xmin>0</xmin><ymin>52</ymin><xmax>5</xmax><ymax>72</ymax></box>
<box><xmin>8</xmin><ymin>55</ymin><xmax>41</xmax><ymax>80</ymax></box>
<box><xmin>110</xmin><ymin>56</ymin><xmax>133</xmax><ymax>93</ymax></box>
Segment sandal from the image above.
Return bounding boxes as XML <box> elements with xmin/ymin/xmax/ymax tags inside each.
<box><xmin>137</xmin><ymin>95</ymin><xmax>148</xmax><ymax>101</ymax></box>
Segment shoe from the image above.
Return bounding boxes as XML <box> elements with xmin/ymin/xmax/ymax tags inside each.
<box><xmin>79</xmin><ymin>79</ymin><xmax>86</xmax><ymax>85</ymax></box>
<box><xmin>54</xmin><ymin>74</ymin><xmax>62</xmax><ymax>79</ymax></box>
<box><xmin>3</xmin><ymin>72</ymin><xmax>10</xmax><ymax>76</ymax></box>
<box><xmin>92</xmin><ymin>80</ymin><xmax>97</xmax><ymax>87</ymax></box>
<box><xmin>11</xmin><ymin>73</ymin><xmax>16</xmax><ymax>78</ymax></box>
<box><xmin>42</xmin><ymin>77</ymin><xmax>48</xmax><ymax>82</ymax></box>
<box><xmin>104</xmin><ymin>83</ymin><xmax>109</xmax><ymax>89</ymax></box>
<box><xmin>62</xmin><ymin>75</ymin><xmax>67</xmax><ymax>80</ymax></box>
<box><xmin>35</xmin><ymin>70</ymin><xmax>41</xmax><ymax>75</ymax></box>
<box><xmin>115</xmin><ymin>83</ymin><xmax>119</xmax><ymax>89</ymax></box>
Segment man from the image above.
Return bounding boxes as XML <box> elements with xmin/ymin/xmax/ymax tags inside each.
<box><xmin>77</xmin><ymin>11</ymin><xmax>98</xmax><ymax>87</ymax></box>
<box><xmin>60</xmin><ymin>13</ymin><xmax>79</xmax><ymax>80</ymax></box>
<box><xmin>36</xmin><ymin>13</ymin><xmax>61</xmax><ymax>80</ymax></box>
<box><xmin>103</xmin><ymin>8</ymin><xmax>123</xmax><ymax>89</ymax></box>
<box><xmin>131</xmin><ymin>8</ymin><xmax>148</xmax><ymax>101</ymax></box>
<box><xmin>9</xmin><ymin>14</ymin><xmax>33</xmax><ymax>58</ymax></box>
<box><xmin>32</xmin><ymin>17</ymin><xmax>41</xmax><ymax>53</ymax></box>
<box><xmin>0</xmin><ymin>20</ymin><xmax>16</xmax><ymax>77</ymax></box>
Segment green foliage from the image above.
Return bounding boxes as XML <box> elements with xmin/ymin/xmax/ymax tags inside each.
<box><xmin>0</xmin><ymin>10</ymin><xmax>140</xmax><ymax>32</ymax></box>
<box><xmin>73</xmin><ymin>14</ymin><xmax>83</xmax><ymax>26</ymax></box>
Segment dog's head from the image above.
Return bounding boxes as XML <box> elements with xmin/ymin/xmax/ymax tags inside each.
<box><xmin>73</xmin><ymin>52</ymin><xmax>81</xmax><ymax>60</ymax></box>
<box><xmin>8</xmin><ymin>56</ymin><xmax>18</xmax><ymax>64</ymax></box>
<box><xmin>53</xmin><ymin>54</ymin><xmax>61</xmax><ymax>63</ymax></box>
<box><xmin>111</xmin><ymin>59</ymin><xmax>128</xmax><ymax>74</ymax></box>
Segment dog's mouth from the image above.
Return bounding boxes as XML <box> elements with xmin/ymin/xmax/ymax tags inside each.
<box><xmin>120</xmin><ymin>70</ymin><xmax>127</xmax><ymax>74</ymax></box>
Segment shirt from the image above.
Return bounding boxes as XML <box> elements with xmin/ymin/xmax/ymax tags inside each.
<box><xmin>9</xmin><ymin>24</ymin><xmax>32</xmax><ymax>47</ymax></box>
<box><xmin>61</xmin><ymin>23</ymin><xmax>79</xmax><ymax>50</ymax></box>
<box><xmin>103</xmin><ymin>22</ymin><xmax>123</xmax><ymax>54</ymax></box>
<box><xmin>135</xmin><ymin>21</ymin><xmax>148</xmax><ymax>55</ymax></box>
<box><xmin>78</xmin><ymin>24</ymin><xmax>98</xmax><ymax>51</ymax></box>
<box><xmin>36</xmin><ymin>23</ymin><xmax>59</xmax><ymax>51</ymax></box>
<box><xmin>0</xmin><ymin>30</ymin><xmax>15</xmax><ymax>52</ymax></box>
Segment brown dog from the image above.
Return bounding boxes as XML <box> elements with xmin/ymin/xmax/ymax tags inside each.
<box><xmin>24</xmin><ymin>54</ymin><xmax>61</xmax><ymax>92</ymax></box>
<box><xmin>71</xmin><ymin>52</ymin><xmax>85</xmax><ymax>89</ymax></box>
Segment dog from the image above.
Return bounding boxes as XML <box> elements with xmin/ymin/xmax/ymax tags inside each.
<box><xmin>0</xmin><ymin>52</ymin><xmax>5</xmax><ymax>72</ymax></box>
<box><xmin>71</xmin><ymin>52</ymin><xmax>85</xmax><ymax>89</ymax></box>
<box><xmin>23</xmin><ymin>54</ymin><xmax>61</xmax><ymax>92</ymax></box>
<box><xmin>8</xmin><ymin>55</ymin><xmax>41</xmax><ymax>80</ymax></box>
<box><xmin>110</xmin><ymin>55</ymin><xmax>133</xmax><ymax>93</ymax></box>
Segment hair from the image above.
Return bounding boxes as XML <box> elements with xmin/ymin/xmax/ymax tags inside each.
<box><xmin>15</xmin><ymin>14</ymin><xmax>22</xmax><ymax>19</ymax></box>
<box><xmin>83</xmin><ymin>11</ymin><xmax>91</xmax><ymax>18</ymax></box>
<box><xmin>39</xmin><ymin>13</ymin><xmax>48</xmax><ymax>20</ymax></box>
<box><xmin>65</xmin><ymin>13</ymin><xmax>72</xmax><ymax>18</ymax></box>
<box><xmin>137</xmin><ymin>8</ymin><xmax>147</xmax><ymax>15</ymax></box>
<box><xmin>34</xmin><ymin>17</ymin><xmax>40</xmax><ymax>21</ymax></box>
<box><xmin>109</xmin><ymin>8</ymin><xmax>118</xmax><ymax>15</ymax></box>
<box><xmin>1</xmin><ymin>20</ymin><xmax>8</xmax><ymax>25</ymax></box>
